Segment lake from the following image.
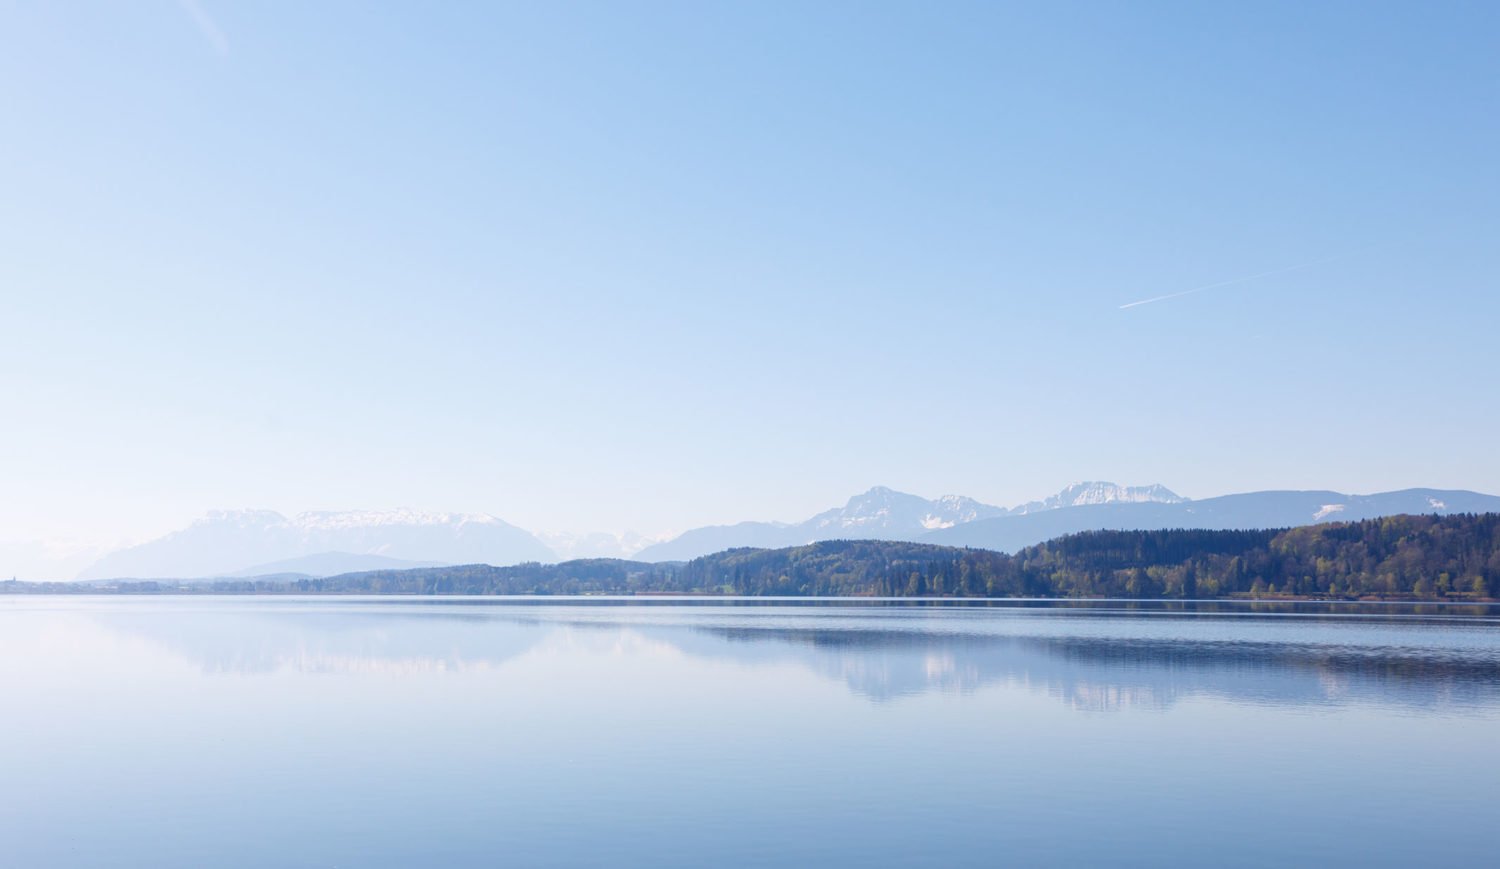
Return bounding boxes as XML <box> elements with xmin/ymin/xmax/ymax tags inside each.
<box><xmin>2</xmin><ymin>597</ymin><xmax>1497</xmax><ymax>867</ymax></box>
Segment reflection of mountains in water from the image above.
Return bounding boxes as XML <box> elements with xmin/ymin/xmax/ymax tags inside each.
<box><xmin>100</xmin><ymin>609</ymin><xmax>548</xmax><ymax>676</ymax></box>
<box><xmin>685</xmin><ymin>627</ymin><xmax>1500</xmax><ymax>710</ymax></box>
<box><xmin>92</xmin><ymin>607</ymin><xmax>1500</xmax><ymax>712</ymax></box>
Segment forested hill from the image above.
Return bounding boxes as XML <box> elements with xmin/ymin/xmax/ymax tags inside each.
<box><xmin>7</xmin><ymin>513</ymin><xmax>1499</xmax><ymax>600</ymax></box>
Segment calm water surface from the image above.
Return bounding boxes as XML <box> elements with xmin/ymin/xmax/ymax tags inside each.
<box><xmin>2</xmin><ymin>597</ymin><xmax>1498</xmax><ymax>867</ymax></box>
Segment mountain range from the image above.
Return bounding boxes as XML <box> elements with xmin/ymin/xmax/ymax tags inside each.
<box><xmin>75</xmin><ymin>510</ymin><xmax>551</xmax><ymax>581</ymax></box>
<box><xmin>67</xmin><ymin>483</ymin><xmax>1500</xmax><ymax>581</ymax></box>
<box><xmin>920</xmin><ymin>488</ymin><xmax>1500</xmax><ymax>552</ymax></box>
<box><xmin>631</xmin><ymin>482</ymin><xmax>1185</xmax><ymax>561</ymax></box>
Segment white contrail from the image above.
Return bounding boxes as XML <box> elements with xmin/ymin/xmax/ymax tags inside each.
<box><xmin>1118</xmin><ymin>255</ymin><xmax>1342</xmax><ymax>310</ymax></box>
<box><xmin>178</xmin><ymin>0</ymin><xmax>229</xmax><ymax>57</ymax></box>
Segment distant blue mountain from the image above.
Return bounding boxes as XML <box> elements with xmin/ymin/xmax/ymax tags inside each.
<box><xmin>634</xmin><ymin>521</ymin><xmax>806</xmax><ymax>563</ymax></box>
<box><xmin>636</xmin><ymin>485</ymin><xmax>1500</xmax><ymax>561</ymax></box>
<box><xmin>77</xmin><ymin>510</ymin><xmax>551</xmax><ymax>580</ymax></box>
<box><xmin>636</xmin><ymin>482</ymin><xmax>1178</xmax><ymax>561</ymax></box>
<box><xmin>921</xmin><ymin>488</ymin><xmax>1500</xmax><ymax>551</ymax></box>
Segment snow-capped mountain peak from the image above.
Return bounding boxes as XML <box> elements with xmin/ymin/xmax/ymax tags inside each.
<box><xmin>1012</xmin><ymin>482</ymin><xmax>1185</xmax><ymax>514</ymax></box>
<box><xmin>805</xmin><ymin>487</ymin><xmax>1008</xmax><ymax>536</ymax></box>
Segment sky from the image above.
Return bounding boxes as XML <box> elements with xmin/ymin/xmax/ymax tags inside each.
<box><xmin>2</xmin><ymin>1</ymin><xmax>1497</xmax><ymax>574</ymax></box>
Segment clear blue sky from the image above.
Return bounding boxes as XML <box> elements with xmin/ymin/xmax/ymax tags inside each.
<box><xmin>2</xmin><ymin>1</ymin><xmax>1497</xmax><ymax>555</ymax></box>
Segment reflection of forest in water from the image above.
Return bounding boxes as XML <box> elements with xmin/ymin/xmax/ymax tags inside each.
<box><xmin>694</xmin><ymin>627</ymin><xmax>1500</xmax><ymax>709</ymax></box>
<box><xmin>84</xmin><ymin>603</ymin><xmax>1500</xmax><ymax>713</ymax></box>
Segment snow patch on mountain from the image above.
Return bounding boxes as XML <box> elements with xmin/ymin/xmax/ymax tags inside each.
<box><xmin>804</xmin><ymin>487</ymin><xmax>1010</xmax><ymax>538</ymax></box>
